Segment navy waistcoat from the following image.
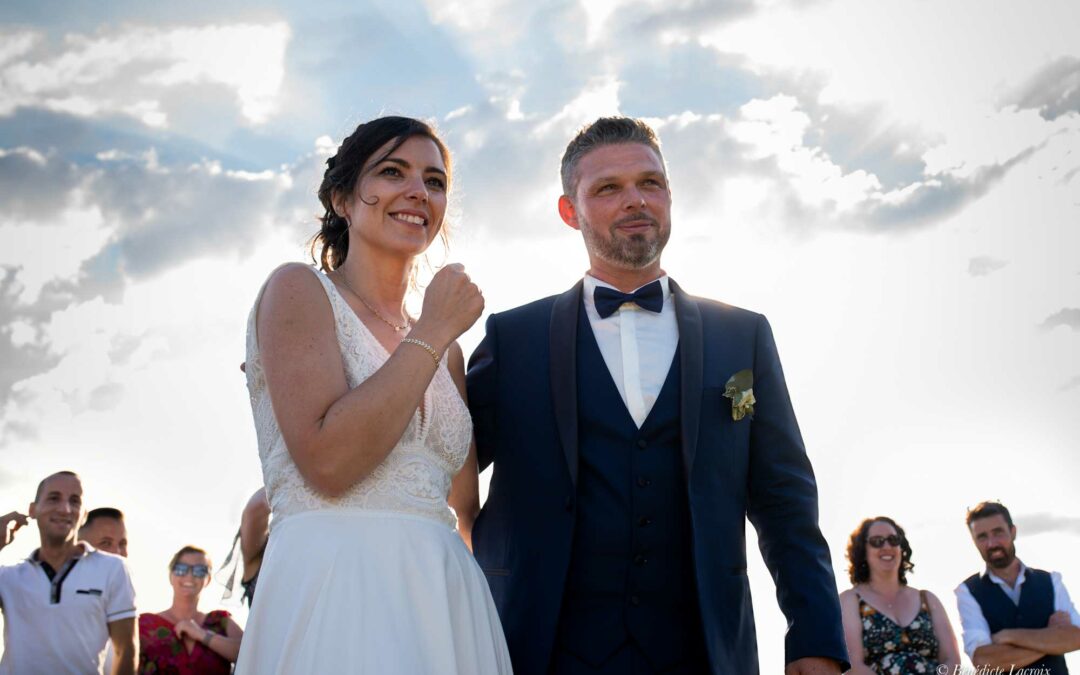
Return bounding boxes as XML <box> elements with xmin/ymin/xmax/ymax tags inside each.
<box><xmin>963</xmin><ymin>567</ymin><xmax>1069</xmax><ymax>674</ymax></box>
<box><xmin>556</xmin><ymin>303</ymin><xmax>703</xmax><ymax>671</ymax></box>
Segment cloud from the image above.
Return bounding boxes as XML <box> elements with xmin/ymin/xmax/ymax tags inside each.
<box><xmin>86</xmin><ymin>382</ymin><xmax>124</xmax><ymax>413</ymax></box>
<box><xmin>444</xmin><ymin>79</ymin><xmax>1040</xmax><ymax>242</ymax></box>
<box><xmin>968</xmin><ymin>256</ymin><xmax>1008</xmax><ymax>277</ymax></box>
<box><xmin>0</xmin><ymin>22</ymin><xmax>290</xmax><ymax>126</ymax></box>
<box><xmin>1017</xmin><ymin>512</ymin><xmax>1080</xmax><ymax>537</ymax></box>
<box><xmin>1040</xmin><ymin>308</ymin><xmax>1080</xmax><ymax>332</ymax></box>
<box><xmin>651</xmin><ymin>95</ymin><xmax>1039</xmax><ymax>233</ymax></box>
<box><xmin>1059</xmin><ymin>375</ymin><xmax>1080</xmax><ymax>392</ymax></box>
<box><xmin>107</xmin><ymin>332</ymin><xmax>145</xmax><ymax>366</ymax></box>
<box><xmin>603</xmin><ymin>0</ymin><xmax>761</xmax><ymax>38</ymax></box>
<box><xmin>0</xmin><ymin>146</ymin><xmax>83</xmax><ymax>221</ymax></box>
<box><xmin>851</xmin><ymin>145</ymin><xmax>1039</xmax><ymax>231</ymax></box>
<box><xmin>1011</xmin><ymin>56</ymin><xmax>1080</xmax><ymax>121</ymax></box>
<box><xmin>0</xmin><ymin>267</ymin><xmax>62</xmax><ymax>409</ymax></box>
<box><xmin>0</xmin><ymin>115</ymin><xmax>328</xmax><ymax>424</ymax></box>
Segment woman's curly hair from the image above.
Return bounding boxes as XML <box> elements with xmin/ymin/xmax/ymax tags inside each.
<box><xmin>845</xmin><ymin>516</ymin><xmax>914</xmax><ymax>585</ymax></box>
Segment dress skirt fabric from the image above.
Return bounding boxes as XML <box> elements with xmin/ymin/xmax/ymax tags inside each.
<box><xmin>234</xmin><ymin>510</ymin><xmax>513</xmax><ymax>675</ymax></box>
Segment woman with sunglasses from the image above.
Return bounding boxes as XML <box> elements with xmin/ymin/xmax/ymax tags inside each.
<box><xmin>838</xmin><ymin>517</ymin><xmax>961</xmax><ymax>674</ymax></box>
<box><xmin>138</xmin><ymin>545</ymin><xmax>243</xmax><ymax>675</ymax></box>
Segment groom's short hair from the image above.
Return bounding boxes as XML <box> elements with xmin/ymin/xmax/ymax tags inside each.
<box><xmin>560</xmin><ymin>117</ymin><xmax>665</xmax><ymax>197</ymax></box>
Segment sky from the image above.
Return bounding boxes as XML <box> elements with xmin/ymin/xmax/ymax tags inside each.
<box><xmin>1</xmin><ymin>0</ymin><xmax>1079</xmax><ymax>670</ymax></box>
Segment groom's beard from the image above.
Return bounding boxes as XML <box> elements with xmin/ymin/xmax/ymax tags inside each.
<box><xmin>580</xmin><ymin>213</ymin><xmax>670</xmax><ymax>269</ymax></box>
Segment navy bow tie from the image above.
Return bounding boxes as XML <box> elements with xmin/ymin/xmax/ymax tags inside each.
<box><xmin>593</xmin><ymin>280</ymin><xmax>664</xmax><ymax>318</ymax></box>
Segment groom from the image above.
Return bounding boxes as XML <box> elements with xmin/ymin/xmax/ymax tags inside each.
<box><xmin>467</xmin><ymin>117</ymin><xmax>847</xmax><ymax>674</ymax></box>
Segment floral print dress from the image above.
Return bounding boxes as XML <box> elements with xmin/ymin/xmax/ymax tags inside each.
<box><xmin>859</xmin><ymin>590</ymin><xmax>940</xmax><ymax>675</ymax></box>
<box><xmin>137</xmin><ymin>610</ymin><xmax>232</xmax><ymax>675</ymax></box>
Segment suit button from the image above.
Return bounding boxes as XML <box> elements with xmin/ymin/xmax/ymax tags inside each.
<box><xmin>637</xmin><ymin>516</ymin><xmax>651</xmax><ymax>527</ymax></box>
<box><xmin>636</xmin><ymin>476</ymin><xmax>650</xmax><ymax>488</ymax></box>
<box><xmin>636</xmin><ymin>439</ymin><xmax>647</xmax><ymax>449</ymax></box>
<box><xmin>564</xmin><ymin>496</ymin><xmax>574</xmax><ymax>512</ymax></box>
<box><xmin>630</xmin><ymin>595</ymin><xmax>641</xmax><ymax>606</ymax></box>
<box><xmin>633</xmin><ymin>554</ymin><xmax>647</xmax><ymax>566</ymax></box>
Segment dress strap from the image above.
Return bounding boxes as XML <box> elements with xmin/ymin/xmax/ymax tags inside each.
<box><xmin>853</xmin><ymin>589</ymin><xmax>872</xmax><ymax>613</ymax></box>
<box><xmin>919</xmin><ymin>589</ymin><xmax>929</xmax><ymax>611</ymax></box>
<box><xmin>301</xmin><ymin>264</ymin><xmax>347</xmax><ymax>317</ymax></box>
<box><xmin>249</xmin><ymin>263</ymin><xmax>336</xmax><ymax>346</ymax></box>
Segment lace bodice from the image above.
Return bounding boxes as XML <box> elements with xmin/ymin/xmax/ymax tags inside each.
<box><xmin>244</xmin><ymin>265</ymin><xmax>472</xmax><ymax>530</ymax></box>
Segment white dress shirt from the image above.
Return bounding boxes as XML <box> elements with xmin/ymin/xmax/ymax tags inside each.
<box><xmin>582</xmin><ymin>274</ymin><xmax>679</xmax><ymax>428</ymax></box>
<box><xmin>954</xmin><ymin>561</ymin><xmax>1080</xmax><ymax>659</ymax></box>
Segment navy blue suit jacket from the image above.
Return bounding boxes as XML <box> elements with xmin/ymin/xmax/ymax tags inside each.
<box><xmin>466</xmin><ymin>280</ymin><xmax>849</xmax><ymax>675</ymax></box>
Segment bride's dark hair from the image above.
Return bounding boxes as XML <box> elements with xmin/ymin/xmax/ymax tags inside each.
<box><xmin>312</xmin><ymin>116</ymin><xmax>452</xmax><ymax>271</ymax></box>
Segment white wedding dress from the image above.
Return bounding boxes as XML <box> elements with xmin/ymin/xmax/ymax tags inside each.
<box><xmin>235</xmin><ymin>265</ymin><xmax>512</xmax><ymax>674</ymax></box>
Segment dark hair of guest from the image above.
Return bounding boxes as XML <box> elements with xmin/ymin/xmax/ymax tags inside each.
<box><xmin>311</xmin><ymin>116</ymin><xmax>452</xmax><ymax>272</ymax></box>
<box><xmin>82</xmin><ymin>507</ymin><xmax>124</xmax><ymax>529</ymax></box>
<box><xmin>846</xmin><ymin>516</ymin><xmax>915</xmax><ymax>585</ymax></box>
<box><xmin>966</xmin><ymin>501</ymin><xmax>1014</xmax><ymax>530</ymax></box>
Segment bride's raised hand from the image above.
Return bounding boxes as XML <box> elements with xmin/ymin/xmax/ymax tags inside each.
<box><xmin>413</xmin><ymin>263</ymin><xmax>484</xmax><ymax>350</ymax></box>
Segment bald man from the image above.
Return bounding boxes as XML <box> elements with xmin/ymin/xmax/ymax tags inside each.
<box><xmin>0</xmin><ymin>471</ymin><xmax>137</xmax><ymax>675</ymax></box>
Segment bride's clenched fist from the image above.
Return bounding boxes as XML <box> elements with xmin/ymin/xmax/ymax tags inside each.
<box><xmin>413</xmin><ymin>263</ymin><xmax>484</xmax><ymax>350</ymax></box>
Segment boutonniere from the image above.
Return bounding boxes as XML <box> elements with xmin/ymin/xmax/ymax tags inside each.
<box><xmin>723</xmin><ymin>369</ymin><xmax>755</xmax><ymax>421</ymax></box>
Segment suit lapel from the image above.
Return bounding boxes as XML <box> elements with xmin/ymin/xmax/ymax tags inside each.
<box><xmin>549</xmin><ymin>281</ymin><xmax>583</xmax><ymax>487</ymax></box>
<box><xmin>671</xmin><ymin>279</ymin><xmax>703</xmax><ymax>483</ymax></box>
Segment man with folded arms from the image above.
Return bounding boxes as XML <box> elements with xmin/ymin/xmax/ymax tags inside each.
<box><xmin>956</xmin><ymin>501</ymin><xmax>1080</xmax><ymax>673</ymax></box>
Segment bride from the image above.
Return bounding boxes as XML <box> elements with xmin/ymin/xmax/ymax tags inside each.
<box><xmin>236</xmin><ymin>116</ymin><xmax>512</xmax><ymax>674</ymax></box>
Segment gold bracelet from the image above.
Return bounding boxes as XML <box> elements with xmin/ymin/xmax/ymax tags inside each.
<box><xmin>400</xmin><ymin>337</ymin><xmax>440</xmax><ymax>367</ymax></box>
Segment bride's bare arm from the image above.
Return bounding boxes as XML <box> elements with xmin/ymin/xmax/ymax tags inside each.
<box><xmin>257</xmin><ymin>263</ymin><xmax>481</xmax><ymax>497</ymax></box>
<box><xmin>446</xmin><ymin>342</ymin><xmax>481</xmax><ymax>551</ymax></box>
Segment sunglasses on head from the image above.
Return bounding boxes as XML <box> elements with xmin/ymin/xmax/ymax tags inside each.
<box><xmin>172</xmin><ymin>563</ymin><xmax>210</xmax><ymax>578</ymax></box>
<box><xmin>867</xmin><ymin>535</ymin><xmax>902</xmax><ymax>549</ymax></box>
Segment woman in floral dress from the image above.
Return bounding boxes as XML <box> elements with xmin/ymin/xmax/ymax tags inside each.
<box><xmin>839</xmin><ymin>517</ymin><xmax>961</xmax><ymax>674</ymax></box>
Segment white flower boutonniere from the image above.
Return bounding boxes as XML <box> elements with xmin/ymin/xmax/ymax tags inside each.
<box><xmin>723</xmin><ymin>369</ymin><xmax>755</xmax><ymax>421</ymax></box>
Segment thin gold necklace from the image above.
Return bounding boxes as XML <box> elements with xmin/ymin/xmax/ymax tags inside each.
<box><xmin>338</xmin><ymin>272</ymin><xmax>411</xmax><ymax>332</ymax></box>
<box><xmin>864</xmin><ymin>583</ymin><xmax>900</xmax><ymax>609</ymax></box>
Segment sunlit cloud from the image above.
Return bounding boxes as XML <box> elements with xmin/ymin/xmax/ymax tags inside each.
<box><xmin>968</xmin><ymin>256</ymin><xmax>1009</xmax><ymax>277</ymax></box>
<box><xmin>1011</xmin><ymin>56</ymin><xmax>1080</xmax><ymax>121</ymax></box>
<box><xmin>1018</xmin><ymin>512</ymin><xmax>1080</xmax><ymax>536</ymax></box>
<box><xmin>728</xmin><ymin>94</ymin><xmax>881</xmax><ymax>213</ymax></box>
<box><xmin>0</xmin><ymin>22</ymin><xmax>290</xmax><ymax>126</ymax></box>
<box><xmin>1040</xmin><ymin>308</ymin><xmax>1080</xmax><ymax>332</ymax></box>
<box><xmin>1059</xmin><ymin>375</ymin><xmax>1080</xmax><ymax>393</ymax></box>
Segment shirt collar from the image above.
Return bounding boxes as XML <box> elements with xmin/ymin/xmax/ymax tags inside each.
<box><xmin>28</xmin><ymin>542</ymin><xmax>94</xmax><ymax>565</ymax></box>
<box><xmin>582</xmin><ymin>274</ymin><xmax>671</xmax><ymax>313</ymax></box>
<box><xmin>984</xmin><ymin>559</ymin><xmax>1027</xmax><ymax>589</ymax></box>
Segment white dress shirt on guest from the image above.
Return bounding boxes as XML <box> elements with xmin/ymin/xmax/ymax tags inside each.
<box><xmin>582</xmin><ymin>274</ymin><xmax>679</xmax><ymax>428</ymax></box>
<box><xmin>954</xmin><ymin>560</ymin><xmax>1080</xmax><ymax>660</ymax></box>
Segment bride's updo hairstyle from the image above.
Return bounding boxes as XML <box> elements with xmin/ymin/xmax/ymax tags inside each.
<box><xmin>312</xmin><ymin>116</ymin><xmax>453</xmax><ymax>272</ymax></box>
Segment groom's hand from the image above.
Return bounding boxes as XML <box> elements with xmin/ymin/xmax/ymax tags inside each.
<box><xmin>784</xmin><ymin>656</ymin><xmax>843</xmax><ymax>675</ymax></box>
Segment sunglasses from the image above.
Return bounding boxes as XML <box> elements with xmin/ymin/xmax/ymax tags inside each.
<box><xmin>867</xmin><ymin>535</ymin><xmax>902</xmax><ymax>549</ymax></box>
<box><xmin>172</xmin><ymin>563</ymin><xmax>210</xmax><ymax>578</ymax></box>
